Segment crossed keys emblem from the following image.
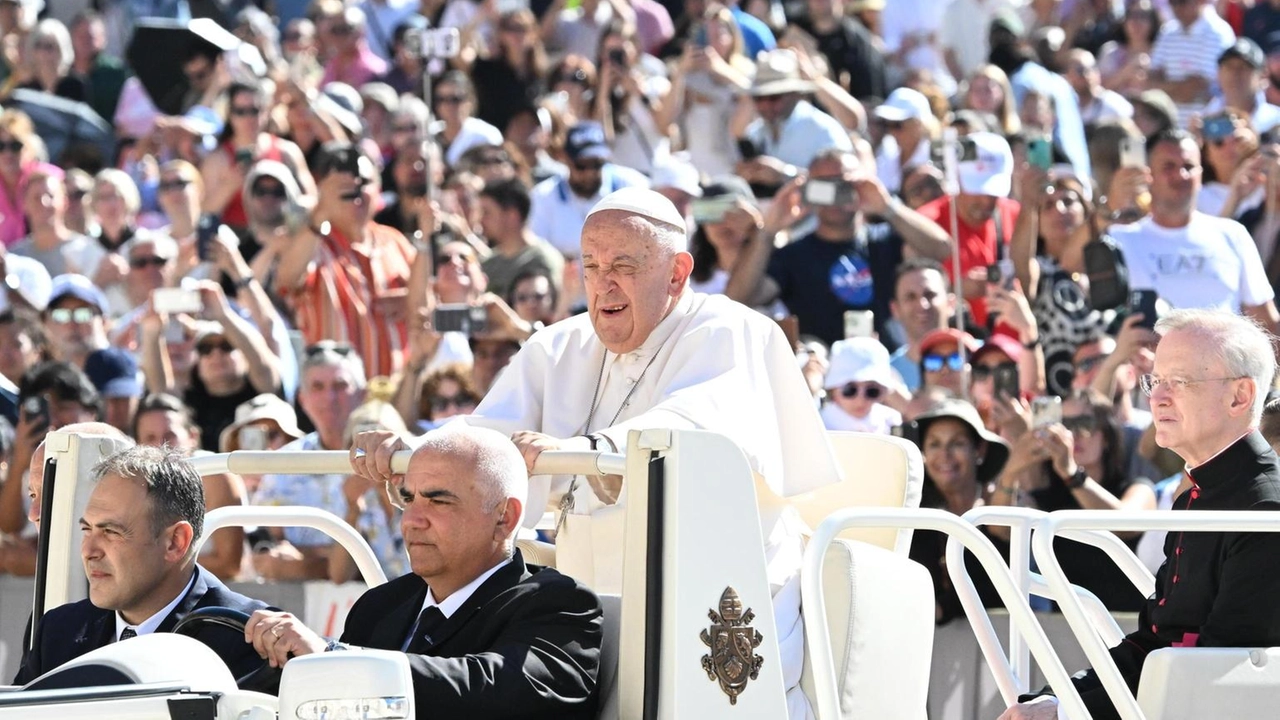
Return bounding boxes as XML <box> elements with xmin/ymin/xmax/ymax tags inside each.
<box><xmin>700</xmin><ymin>586</ymin><xmax>764</xmax><ymax>704</ymax></box>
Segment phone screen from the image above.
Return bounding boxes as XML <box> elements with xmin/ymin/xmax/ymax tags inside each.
<box><xmin>196</xmin><ymin>215</ymin><xmax>219</xmax><ymax>262</ymax></box>
<box><xmin>1028</xmin><ymin>138</ymin><xmax>1053</xmax><ymax>170</ymax></box>
<box><xmin>1129</xmin><ymin>289</ymin><xmax>1159</xmax><ymax>330</ymax></box>
<box><xmin>843</xmin><ymin>310</ymin><xmax>874</xmax><ymax>339</ymax></box>
<box><xmin>1031</xmin><ymin>396</ymin><xmax>1062</xmax><ymax>428</ymax></box>
<box><xmin>433</xmin><ymin>304</ymin><xmax>488</xmax><ymax>335</ymax></box>
<box><xmin>1119</xmin><ymin>137</ymin><xmax>1146</xmax><ymax>169</ymax></box>
<box><xmin>691</xmin><ymin>197</ymin><xmax>736</xmax><ymax>224</ymax></box>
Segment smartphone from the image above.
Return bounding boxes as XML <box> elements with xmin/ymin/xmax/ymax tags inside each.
<box><xmin>1083</xmin><ymin>239</ymin><xmax>1129</xmax><ymax>310</ymax></box>
<box><xmin>164</xmin><ymin>318</ymin><xmax>185</xmax><ymax>344</ymax></box>
<box><xmin>21</xmin><ymin>395</ymin><xmax>48</xmax><ymax>431</ymax></box>
<box><xmin>1119</xmin><ymin>136</ymin><xmax>1146</xmax><ymax>169</ymax></box>
<box><xmin>196</xmin><ymin>214</ymin><xmax>219</xmax><ymax>262</ymax></box>
<box><xmin>843</xmin><ymin>310</ymin><xmax>874</xmax><ymax>339</ymax></box>
<box><xmin>234</xmin><ymin>148</ymin><xmax>254</xmax><ymax>170</ymax></box>
<box><xmin>1128</xmin><ymin>289</ymin><xmax>1160</xmax><ymax>330</ymax></box>
<box><xmin>994</xmin><ymin>364</ymin><xmax>1020</xmax><ymax>400</ymax></box>
<box><xmin>153</xmin><ymin>287</ymin><xmax>203</xmax><ymax>315</ymax></box>
<box><xmin>419</xmin><ymin>28</ymin><xmax>461</xmax><ymax>59</ymax></box>
<box><xmin>433</xmin><ymin>304</ymin><xmax>489</xmax><ymax>335</ymax></box>
<box><xmin>693</xmin><ymin>24</ymin><xmax>708</xmax><ymax>48</ymax></box>
<box><xmin>1031</xmin><ymin>396</ymin><xmax>1062</xmax><ymax>428</ymax></box>
<box><xmin>239</xmin><ymin>426</ymin><xmax>268</xmax><ymax>451</ymax></box>
<box><xmin>986</xmin><ymin>259</ymin><xmax>1016</xmax><ymax>291</ymax></box>
<box><xmin>737</xmin><ymin>137</ymin><xmax>761</xmax><ymax>161</ymax></box>
<box><xmin>1203</xmin><ymin>115</ymin><xmax>1235</xmax><ymax>143</ymax></box>
<box><xmin>1028</xmin><ymin>137</ymin><xmax>1054</xmax><ymax>170</ymax></box>
<box><xmin>691</xmin><ymin>197</ymin><xmax>737</xmax><ymax>224</ymax></box>
<box><xmin>608</xmin><ymin>48</ymin><xmax>627</xmax><ymax>67</ymax></box>
<box><xmin>803</xmin><ymin>179</ymin><xmax>857</xmax><ymax>207</ymax></box>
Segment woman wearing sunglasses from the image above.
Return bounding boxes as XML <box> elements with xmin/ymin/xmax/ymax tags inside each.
<box><xmin>992</xmin><ymin>389</ymin><xmax>1157</xmax><ymax>610</ymax></box>
<box><xmin>819</xmin><ymin>337</ymin><xmax>903</xmax><ymax>434</ymax></box>
<box><xmin>917</xmin><ymin>328</ymin><xmax>977</xmax><ymax>398</ymax></box>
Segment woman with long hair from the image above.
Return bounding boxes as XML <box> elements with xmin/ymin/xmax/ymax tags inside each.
<box><xmin>469</xmin><ymin>9</ymin><xmax>548</xmax><ymax>135</ymax></box>
<box><xmin>0</xmin><ymin>110</ymin><xmax>40</xmax><ymax>246</ymax></box>
<box><xmin>959</xmin><ymin>65</ymin><xmax>1021</xmax><ymax>136</ymax></box>
<box><xmin>1097</xmin><ymin>0</ymin><xmax>1161</xmax><ymax>95</ymax></box>
<box><xmin>1200</xmin><ymin>108</ymin><xmax>1260</xmax><ymax>218</ymax></box>
<box><xmin>592</xmin><ymin>20</ymin><xmax>669</xmax><ymax>175</ymax></box>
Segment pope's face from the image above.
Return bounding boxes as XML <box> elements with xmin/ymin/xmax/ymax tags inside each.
<box><xmin>580</xmin><ymin>211</ymin><xmax>693</xmax><ymax>355</ymax></box>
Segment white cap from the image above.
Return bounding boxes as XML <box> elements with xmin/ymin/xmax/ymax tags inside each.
<box><xmin>650</xmin><ymin>153</ymin><xmax>703</xmax><ymax>198</ymax></box>
<box><xmin>586</xmin><ymin>187</ymin><xmax>687</xmax><ymax>232</ymax></box>
<box><xmin>958</xmin><ymin>131</ymin><xmax>1014</xmax><ymax>198</ymax></box>
<box><xmin>825</xmin><ymin>338</ymin><xmax>893</xmax><ymax>388</ymax></box>
<box><xmin>0</xmin><ymin>253</ymin><xmax>52</xmax><ymax>312</ymax></box>
<box><xmin>873</xmin><ymin>87</ymin><xmax>932</xmax><ymax>123</ymax></box>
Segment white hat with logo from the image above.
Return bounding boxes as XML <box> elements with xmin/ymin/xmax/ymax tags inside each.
<box><xmin>958</xmin><ymin>132</ymin><xmax>1014</xmax><ymax>198</ymax></box>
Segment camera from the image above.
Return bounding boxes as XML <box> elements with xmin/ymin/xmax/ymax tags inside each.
<box><xmin>608</xmin><ymin>48</ymin><xmax>627</xmax><ymax>67</ymax></box>
<box><xmin>414</xmin><ymin>28</ymin><xmax>461</xmax><ymax>59</ymax></box>
<box><xmin>433</xmin><ymin>304</ymin><xmax>489</xmax><ymax>335</ymax></box>
<box><xmin>803</xmin><ymin>179</ymin><xmax>857</xmax><ymax>207</ymax></box>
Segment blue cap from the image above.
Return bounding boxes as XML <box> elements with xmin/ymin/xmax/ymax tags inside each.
<box><xmin>565</xmin><ymin>122</ymin><xmax>611</xmax><ymax>162</ymax></box>
<box><xmin>84</xmin><ymin>348</ymin><xmax>142</xmax><ymax>399</ymax></box>
<box><xmin>48</xmin><ymin>274</ymin><xmax>109</xmax><ymax>315</ymax></box>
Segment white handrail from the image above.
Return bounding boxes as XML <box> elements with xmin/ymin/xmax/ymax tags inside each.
<box><xmin>187</xmin><ymin>449</ymin><xmax>627</xmax><ymax>478</ymax></box>
<box><xmin>1058</xmin><ymin>529</ymin><xmax>1156</xmax><ymax>599</ymax></box>
<box><xmin>1033</xmin><ymin>509</ymin><xmax>1280</xmax><ymax>720</ymax></box>
<box><xmin>200</xmin><ymin>505</ymin><xmax>388</xmax><ymax>587</ymax></box>
<box><xmin>803</xmin><ymin>508</ymin><xmax>1088</xmax><ymax>720</ymax></box>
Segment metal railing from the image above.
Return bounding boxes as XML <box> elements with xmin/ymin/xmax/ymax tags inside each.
<box><xmin>802</xmin><ymin>508</ymin><xmax>1089</xmax><ymax>720</ymax></box>
<box><xmin>187</xmin><ymin>449</ymin><xmax>627</xmax><ymax>479</ymax></box>
<box><xmin>1033</xmin><ymin>509</ymin><xmax>1280</xmax><ymax>720</ymax></box>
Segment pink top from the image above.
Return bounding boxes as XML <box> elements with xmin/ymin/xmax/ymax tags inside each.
<box><xmin>322</xmin><ymin>43</ymin><xmax>389</xmax><ymax>89</ymax></box>
<box><xmin>0</xmin><ymin>164</ymin><xmax>33</xmax><ymax>247</ymax></box>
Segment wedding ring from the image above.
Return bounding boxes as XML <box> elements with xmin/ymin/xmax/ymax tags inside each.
<box><xmin>272</xmin><ymin>625</ymin><xmax>283</xmax><ymax>637</ymax></box>
<box><xmin>354</xmin><ymin>447</ymin><xmax>367</xmax><ymax>460</ymax></box>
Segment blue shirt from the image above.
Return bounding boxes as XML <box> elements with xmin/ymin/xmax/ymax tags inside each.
<box><xmin>731</xmin><ymin>5</ymin><xmax>776</xmax><ymax>59</ymax></box>
<box><xmin>889</xmin><ymin>345</ymin><xmax>922</xmax><ymax>393</ymax></box>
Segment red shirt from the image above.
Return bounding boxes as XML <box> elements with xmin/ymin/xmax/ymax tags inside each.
<box><xmin>916</xmin><ymin>195</ymin><xmax>1021</xmax><ymax>327</ymax></box>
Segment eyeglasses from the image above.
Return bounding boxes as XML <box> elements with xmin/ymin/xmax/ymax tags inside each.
<box><xmin>197</xmin><ymin>340</ymin><xmax>235</xmax><ymax>356</ymax></box>
<box><xmin>430</xmin><ymin>394</ymin><xmax>477</xmax><ymax>414</ymax></box>
<box><xmin>129</xmin><ymin>256</ymin><xmax>170</xmax><ymax>269</ymax></box>
<box><xmin>837</xmin><ymin>382</ymin><xmax>882</xmax><ymax>399</ymax></box>
<box><xmin>971</xmin><ymin>362</ymin><xmax>1016</xmax><ymax>381</ymax></box>
<box><xmin>1139</xmin><ymin>374</ymin><xmax>1244</xmax><ymax>396</ymax></box>
<box><xmin>923</xmin><ymin>352</ymin><xmax>966</xmax><ymax>373</ymax></box>
<box><xmin>0</xmin><ymin>140</ymin><xmax>23</xmax><ymax>154</ymax></box>
<box><xmin>251</xmin><ymin>184</ymin><xmax>287</xmax><ymax>199</ymax></box>
<box><xmin>48</xmin><ymin>307</ymin><xmax>98</xmax><ymax>324</ymax></box>
<box><xmin>1076</xmin><ymin>353</ymin><xmax>1109</xmax><ymax>373</ymax></box>
<box><xmin>436</xmin><ymin>251</ymin><xmax>476</xmax><ymax>266</ymax></box>
<box><xmin>230</xmin><ymin>105</ymin><xmax>261</xmax><ymax>117</ymax></box>
<box><xmin>1061</xmin><ymin>413</ymin><xmax>1098</xmax><ymax>435</ymax></box>
<box><xmin>515</xmin><ymin>291</ymin><xmax>549</xmax><ymax>304</ymax></box>
<box><xmin>305</xmin><ymin>341</ymin><xmax>355</xmax><ymax>357</ymax></box>
<box><xmin>435</xmin><ymin>94</ymin><xmax>467</xmax><ymax>105</ymax></box>
<box><xmin>158</xmin><ymin>178</ymin><xmax>191</xmax><ymax>193</ymax></box>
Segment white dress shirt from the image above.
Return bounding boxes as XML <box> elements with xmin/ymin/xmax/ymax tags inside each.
<box><xmin>418</xmin><ymin>557</ymin><xmax>512</xmax><ymax>619</ymax></box>
<box><xmin>115</xmin><ymin>571</ymin><xmax>196</xmax><ymax>641</ymax></box>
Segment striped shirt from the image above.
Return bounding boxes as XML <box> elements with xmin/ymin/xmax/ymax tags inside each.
<box><xmin>1151</xmin><ymin>8</ymin><xmax>1236</xmax><ymax>127</ymax></box>
<box><xmin>287</xmin><ymin>222</ymin><xmax>415</xmax><ymax>378</ymax></box>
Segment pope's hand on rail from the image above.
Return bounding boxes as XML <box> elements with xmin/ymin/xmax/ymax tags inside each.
<box><xmin>350</xmin><ymin>430</ymin><xmax>411</xmax><ymax>484</ymax></box>
<box><xmin>996</xmin><ymin>697</ymin><xmax>1058</xmax><ymax>720</ymax></box>
<box><xmin>511</xmin><ymin>431</ymin><xmax>564</xmax><ymax>477</ymax></box>
<box><xmin>245</xmin><ymin>609</ymin><xmax>326</xmax><ymax>667</ymax></box>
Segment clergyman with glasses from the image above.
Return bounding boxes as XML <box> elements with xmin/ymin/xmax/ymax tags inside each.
<box><xmin>1000</xmin><ymin>308</ymin><xmax>1280</xmax><ymax>720</ymax></box>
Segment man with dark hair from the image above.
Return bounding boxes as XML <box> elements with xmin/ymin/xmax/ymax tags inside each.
<box><xmin>888</xmin><ymin>257</ymin><xmax>957</xmax><ymax>392</ymax></box>
<box><xmin>479</xmin><ymin>178</ymin><xmax>564</xmax><ymax>300</ymax></box>
<box><xmin>1108</xmin><ymin>128</ymin><xmax>1280</xmax><ymax>335</ymax></box>
<box><xmin>13</xmin><ymin>445</ymin><xmax>270</xmax><ymax>684</ymax></box>
<box><xmin>68</xmin><ymin>11</ymin><xmax>128</xmax><ymax>123</ymax></box>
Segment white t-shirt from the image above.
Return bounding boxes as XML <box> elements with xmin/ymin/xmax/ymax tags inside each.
<box><xmin>1109</xmin><ymin>212</ymin><xmax>1275</xmax><ymax>311</ymax></box>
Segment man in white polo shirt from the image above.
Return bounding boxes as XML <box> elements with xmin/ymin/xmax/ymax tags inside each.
<box><xmin>1149</xmin><ymin>0</ymin><xmax>1236</xmax><ymax>127</ymax></box>
<box><xmin>1108</xmin><ymin>128</ymin><xmax>1279</xmax><ymax>334</ymax></box>
<box><xmin>527</xmin><ymin>122</ymin><xmax>648</xmax><ymax>258</ymax></box>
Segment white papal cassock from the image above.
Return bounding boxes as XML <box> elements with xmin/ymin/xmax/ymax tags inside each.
<box><xmin>459</xmin><ymin>290</ymin><xmax>842</xmax><ymax>720</ymax></box>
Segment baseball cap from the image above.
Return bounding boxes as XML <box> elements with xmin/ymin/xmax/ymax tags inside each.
<box><xmin>919</xmin><ymin>328</ymin><xmax>980</xmax><ymax>356</ymax></box>
<box><xmin>972</xmin><ymin>333</ymin><xmax>1024</xmax><ymax>364</ymax></box>
<box><xmin>219</xmin><ymin>393</ymin><xmax>304</xmax><ymax>452</ymax></box>
<box><xmin>650</xmin><ymin>153</ymin><xmax>702</xmax><ymax>198</ymax></box>
<box><xmin>83</xmin><ymin>348</ymin><xmax>142</xmax><ymax>399</ymax></box>
<box><xmin>48</xmin><ymin>274</ymin><xmax>109</xmax><ymax>315</ymax></box>
<box><xmin>1220</xmin><ymin>37</ymin><xmax>1264</xmax><ymax>69</ymax></box>
<box><xmin>565</xmin><ymin>122</ymin><xmax>611</xmax><ymax>163</ymax></box>
<box><xmin>701</xmin><ymin>174</ymin><xmax>755</xmax><ymax>202</ymax></box>
<box><xmin>825</xmin><ymin>338</ymin><xmax>893</xmax><ymax>388</ymax></box>
<box><xmin>0</xmin><ymin>254</ymin><xmax>52</xmax><ymax>312</ymax></box>
<box><xmin>958</xmin><ymin>132</ymin><xmax>1014</xmax><ymax>198</ymax></box>
<box><xmin>874</xmin><ymin>87</ymin><xmax>932</xmax><ymax>123</ymax></box>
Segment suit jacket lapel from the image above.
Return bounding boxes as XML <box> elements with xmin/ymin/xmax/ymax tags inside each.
<box><xmin>375</xmin><ymin>582</ymin><xmax>429</xmax><ymax>651</ymax></box>
<box><xmin>156</xmin><ymin>566</ymin><xmax>206</xmax><ymax>634</ymax></box>
<box><xmin>80</xmin><ymin>608</ymin><xmax>114</xmax><ymax>649</ymax></box>
<box><xmin>426</xmin><ymin>552</ymin><xmax>531</xmax><ymax>651</ymax></box>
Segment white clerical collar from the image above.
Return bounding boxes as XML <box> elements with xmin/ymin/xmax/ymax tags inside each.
<box><xmin>605</xmin><ymin>289</ymin><xmax>694</xmax><ymax>364</ymax></box>
<box><xmin>115</xmin><ymin>570</ymin><xmax>197</xmax><ymax>641</ymax></box>
<box><xmin>420</xmin><ymin>556</ymin><xmax>512</xmax><ymax>619</ymax></box>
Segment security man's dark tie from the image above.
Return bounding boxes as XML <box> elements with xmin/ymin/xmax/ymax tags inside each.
<box><xmin>119</xmin><ymin>627</ymin><xmax>137</xmax><ymax>641</ymax></box>
<box><xmin>406</xmin><ymin>606</ymin><xmax>446</xmax><ymax>654</ymax></box>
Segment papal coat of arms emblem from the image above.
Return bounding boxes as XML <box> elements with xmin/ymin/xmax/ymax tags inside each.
<box><xmin>699</xmin><ymin>586</ymin><xmax>764</xmax><ymax>704</ymax></box>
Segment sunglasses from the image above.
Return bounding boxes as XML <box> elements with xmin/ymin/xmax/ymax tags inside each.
<box><xmin>48</xmin><ymin>307</ymin><xmax>98</xmax><ymax>324</ymax></box>
<box><xmin>230</xmin><ymin>105</ymin><xmax>261</xmax><ymax>117</ymax></box>
<box><xmin>923</xmin><ymin>352</ymin><xmax>966</xmax><ymax>373</ymax></box>
<box><xmin>252</xmin><ymin>184</ymin><xmax>287</xmax><ymax>199</ymax></box>
<box><xmin>68</xmin><ymin>188</ymin><xmax>88</xmax><ymax>200</ymax></box>
<box><xmin>1061</xmin><ymin>413</ymin><xmax>1098</xmax><ymax>435</ymax></box>
<box><xmin>435</xmin><ymin>94</ymin><xmax>467</xmax><ymax>105</ymax></box>
<box><xmin>305</xmin><ymin>341</ymin><xmax>354</xmax><ymax>357</ymax></box>
<box><xmin>430</xmin><ymin>394</ymin><xmax>477</xmax><ymax>413</ymax></box>
<box><xmin>515</xmin><ymin>291</ymin><xmax>549</xmax><ymax>304</ymax></box>
<box><xmin>197</xmin><ymin>340</ymin><xmax>235</xmax><ymax>356</ymax></box>
<box><xmin>0</xmin><ymin>140</ymin><xmax>23</xmax><ymax>154</ymax></box>
<box><xmin>436</xmin><ymin>251</ymin><xmax>476</xmax><ymax>266</ymax></box>
<box><xmin>129</xmin><ymin>255</ymin><xmax>170</xmax><ymax>269</ymax></box>
<box><xmin>158</xmin><ymin>179</ymin><xmax>191</xmax><ymax>193</ymax></box>
<box><xmin>971</xmin><ymin>362</ymin><xmax>1016</xmax><ymax>381</ymax></box>
<box><xmin>837</xmin><ymin>382</ymin><xmax>881</xmax><ymax>399</ymax></box>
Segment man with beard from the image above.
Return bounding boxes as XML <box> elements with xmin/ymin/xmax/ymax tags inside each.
<box><xmin>275</xmin><ymin>143</ymin><xmax>415</xmax><ymax>377</ymax></box>
<box><xmin>527</xmin><ymin>122</ymin><xmax>647</xmax><ymax>258</ymax></box>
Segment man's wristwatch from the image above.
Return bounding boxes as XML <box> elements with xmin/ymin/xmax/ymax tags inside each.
<box><xmin>324</xmin><ymin>639</ymin><xmax>347</xmax><ymax>652</ymax></box>
<box><xmin>1067</xmin><ymin>466</ymin><xmax>1089</xmax><ymax>489</ymax></box>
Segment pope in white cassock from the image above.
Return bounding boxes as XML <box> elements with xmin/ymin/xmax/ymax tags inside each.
<box><xmin>351</xmin><ymin>187</ymin><xmax>842</xmax><ymax>719</ymax></box>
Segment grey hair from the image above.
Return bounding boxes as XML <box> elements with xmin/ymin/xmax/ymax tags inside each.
<box><xmin>416</xmin><ymin>425</ymin><xmax>528</xmax><ymax>539</ymax></box>
<box><xmin>93</xmin><ymin>169</ymin><xmax>141</xmax><ymax>215</ymax></box>
<box><xmin>301</xmin><ymin>343</ymin><xmax>367</xmax><ymax>390</ymax></box>
<box><xmin>1154</xmin><ymin>309</ymin><xmax>1277</xmax><ymax>420</ymax></box>
<box><xmin>93</xmin><ymin>445</ymin><xmax>205</xmax><ymax>545</ymax></box>
<box><xmin>27</xmin><ymin>19</ymin><xmax>73</xmax><ymax>76</ymax></box>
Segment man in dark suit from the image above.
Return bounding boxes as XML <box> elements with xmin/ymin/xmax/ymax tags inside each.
<box><xmin>1000</xmin><ymin>309</ymin><xmax>1280</xmax><ymax>720</ymax></box>
<box><xmin>14</xmin><ymin>445</ymin><xmax>269</xmax><ymax>685</ymax></box>
<box><xmin>246</xmin><ymin>425</ymin><xmax>602</xmax><ymax>719</ymax></box>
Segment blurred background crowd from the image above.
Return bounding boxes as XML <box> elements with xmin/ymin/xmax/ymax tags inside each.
<box><xmin>0</xmin><ymin>0</ymin><xmax>1275</xmax><ymax>623</ymax></box>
